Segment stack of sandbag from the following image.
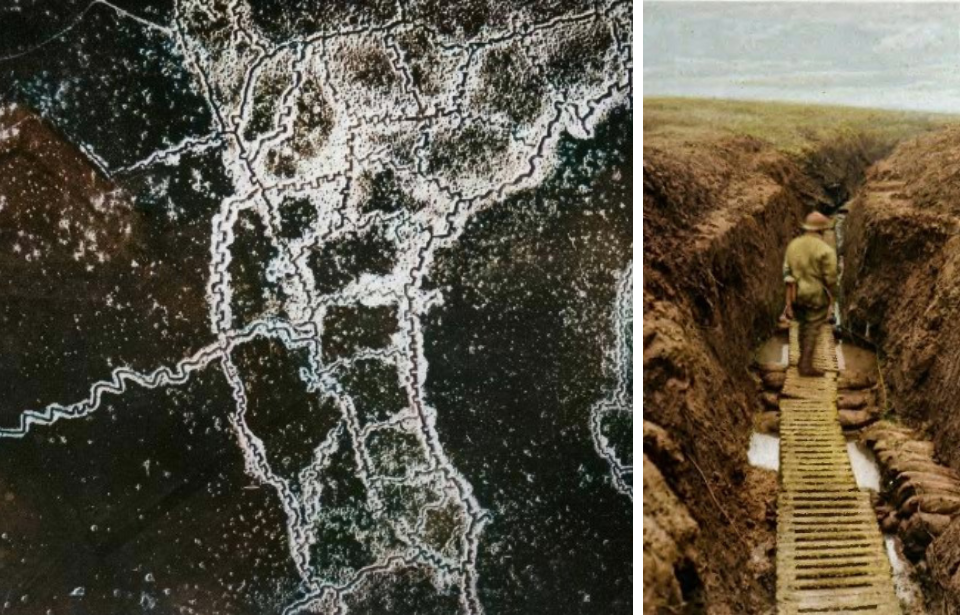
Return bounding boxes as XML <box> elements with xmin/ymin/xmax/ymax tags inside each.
<box><xmin>837</xmin><ymin>369</ymin><xmax>882</xmax><ymax>430</ymax></box>
<box><xmin>753</xmin><ymin>361</ymin><xmax>785</xmax><ymax>434</ymax></box>
<box><xmin>862</xmin><ymin>421</ymin><xmax>960</xmax><ymax>561</ymax></box>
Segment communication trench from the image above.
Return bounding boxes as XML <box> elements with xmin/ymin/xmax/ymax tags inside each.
<box><xmin>644</xmin><ymin>124</ymin><xmax>960</xmax><ymax>614</ymax></box>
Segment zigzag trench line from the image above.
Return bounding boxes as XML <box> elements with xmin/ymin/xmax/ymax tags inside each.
<box><xmin>2</xmin><ymin>0</ymin><xmax>633</xmax><ymax>612</ymax></box>
<box><xmin>589</xmin><ymin>262</ymin><xmax>633</xmax><ymax>499</ymax></box>
<box><xmin>0</xmin><ymin>319</ymin><xmax>316</xmax><ymax>439</ymax></box>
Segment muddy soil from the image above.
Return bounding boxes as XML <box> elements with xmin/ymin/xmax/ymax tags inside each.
<box><xmin>755</xmin><ymin>332</ymin><xmax>788</xmax><ymax>366</ymax></box>
<box><xmin>644</xmin><ymin>135</ymin><xmax>829</xmax><ymax>613</ymax></box>
<box><xmin>843</xmin><ymin>126</ymin><xmax>960</xmax><ymax>611</ymax></box>
<box><xmin>843</xmin><ymin>131</ymin><xmax>960</xmax><ymax>458</ymax></box>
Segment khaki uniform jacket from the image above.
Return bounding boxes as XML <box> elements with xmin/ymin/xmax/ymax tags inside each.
<box><xmin>783</xmin><ymin>234</ymin><xmax>838</xmax><ymax>309</ymax></box>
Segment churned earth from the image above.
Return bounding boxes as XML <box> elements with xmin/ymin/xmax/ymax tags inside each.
<box><xmin>842</xmin><ymin>125</ymin><xmax>960</xmax><ymax>612</ymax></box>
<box><xmin>0</xmin><ymin>1</ymin><xmax>633</xmax><ymax>613</ymax></box>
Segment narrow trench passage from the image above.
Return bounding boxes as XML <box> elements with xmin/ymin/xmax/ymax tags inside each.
<box><xmin>747</xmin><ymin>206</ymin><xmax>930</xmax><ymax>613</ymax></box>
<box><xmin>751</xmin><ymin>334</ymin><xmax>923</xmax><ymax>611</ymax></box>
<box><xmin>772</xmin><ymin>325</ymin><xmax>901</xmax><ymax>612</ymax></box>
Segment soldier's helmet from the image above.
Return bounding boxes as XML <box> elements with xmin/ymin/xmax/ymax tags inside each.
<box><xmin>801</xmin><ymin>211</ymin><xmax>831</xmax><ymax>231</ymax></box>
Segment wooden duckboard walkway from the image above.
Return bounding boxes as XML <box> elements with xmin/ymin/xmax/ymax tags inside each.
<box><xmin>776</xmin><ymin>324</ymin><xmax>900</xmax><ymax>614</ymax></box>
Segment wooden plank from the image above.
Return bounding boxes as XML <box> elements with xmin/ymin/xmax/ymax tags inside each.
<box><xmin>776</xmin><ymin>324</ymin><xmax>900</xmax><ymax>614</ymax></box>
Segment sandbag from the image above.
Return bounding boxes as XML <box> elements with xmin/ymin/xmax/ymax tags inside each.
<box><xmin>861</xmin><ymin>421</ymin><xmax>917</xmax><ymax>446</ymax></box>
<box><xmin>839</xmin><ymin>408</ymin><xmax>879</xmax><ymax>430</ymax></box>
<box><xmin>838</xmin><ymin>370</ymin><xmax>878</xmax><ymax>390</ymax></box>
<box><xmin>761</xmin><ymin>392</ymin><xmax>779</xmax><ymax>409</ymax></box>
<box><xmin>755</xmin><ymin>361</ymin><xmax>787</xmax><ymax>374</ymax></box>
<box><xmin>837</xmin><ymin>390</ymin><xmax>874</xmax><ymax>409</ymax></box>
<box><xmin>900</xmin><ymin>511</ymin><xmax>953</xmax><ymax>562</ymax></box>
<box><xmin>900</xmin><ymin>493</ymin><xmax>960</xmax><ymax>517</ymax></box>
<box><xmin>884</xmin><ymin>460</ymin><xmax>960</xmax><ymax>483</ymax></box>
<box><xmin>761</xmin><ymin>370</ymin><xmax>786</xmax><ymax>391</ymax></box>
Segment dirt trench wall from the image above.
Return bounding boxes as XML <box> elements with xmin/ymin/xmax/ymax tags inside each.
<box><xmin>643</xmin><ymin>136</ymin><xmax>825</xmax><ymax>613</ymax></box>
<box><xmin>801</xmin><ymin>130</ymin><xmax>899</xmax><ymax>209</ymax></box>
<box><xmin>842</xmin><ymin>128</ymin><xmax>960</xmax><ymax>609</ymax></box>
<box><xmin>842</xmin><ymin>138</ymin><xmax>960</xmax><ymax>464</ymax></box>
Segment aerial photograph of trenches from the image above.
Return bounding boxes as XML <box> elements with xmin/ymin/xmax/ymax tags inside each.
<box><xmin>0</xmin><ymin>1</ymin><xmax>632</xmax><ymax>614</ymax></box>
<box><xmin>643</xmin><ymin>3</ymin><xmax>960</xmax><ymax>614</ymax></box>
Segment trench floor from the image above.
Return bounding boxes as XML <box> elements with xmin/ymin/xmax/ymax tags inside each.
<box><xmin>776</xmin><ymin>323</ymin><xmax>900</xmax><ymax>614</ymax></box>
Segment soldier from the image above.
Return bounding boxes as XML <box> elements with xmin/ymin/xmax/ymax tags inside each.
<box><xmin>782</xmin><ymin>211</ymin><xmax>838</xmax><ymax>377</ymax></box>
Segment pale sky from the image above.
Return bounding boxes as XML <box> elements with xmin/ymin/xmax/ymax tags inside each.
<box><xmin>644</xmin><ymin>2</ymin><xmax>960</xmax><ymax>112</ymax></box>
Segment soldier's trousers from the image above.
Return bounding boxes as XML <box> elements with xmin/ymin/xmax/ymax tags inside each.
<box><xmin>794</xmin><ymin>304</ymin><xmax>829</xmax><ymax>372</ymax></box>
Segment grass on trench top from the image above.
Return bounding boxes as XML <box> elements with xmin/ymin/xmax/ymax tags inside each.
<box><xmin>643</xmin><ymin>97</ymin><xmax>960</xmax><ymax>155</ymax></box>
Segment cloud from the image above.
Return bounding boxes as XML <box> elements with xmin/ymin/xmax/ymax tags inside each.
<box><xmin>644</xmin><ymin>2</ymin><xmax>960</xmax><ymax>112</ymax></box>
<box><xmin>874</xmin><ymin>23</ymin><xmax>950</xmax><ymax>52</ymax></box>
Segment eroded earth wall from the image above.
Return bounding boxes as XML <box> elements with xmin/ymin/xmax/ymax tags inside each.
<box><xmin>842</xmin><ymin>127</ymin><xmax>960</xmax><ymax>609</ymax></box>
<box><xmin>643</xmin><ymin>136</ymin><xmax>825</xmax><ymax>612</ymax></box>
